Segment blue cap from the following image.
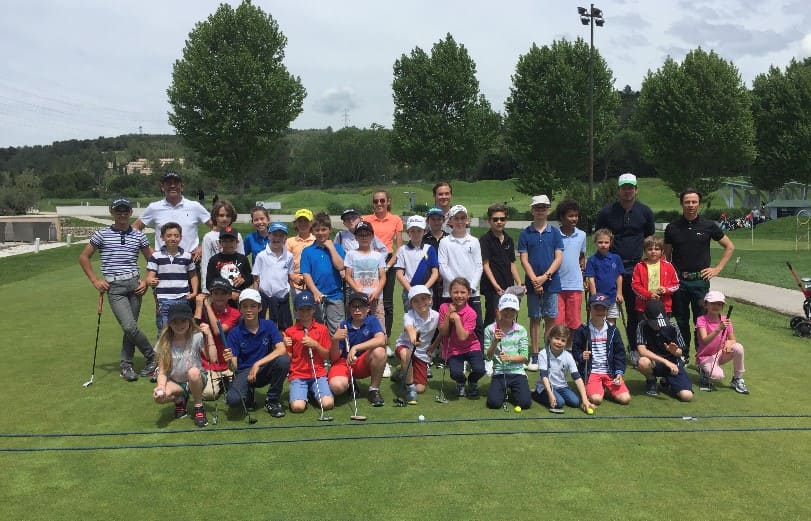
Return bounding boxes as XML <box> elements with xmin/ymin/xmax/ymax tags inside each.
<box><xmin>426</xmin><ymin>207</ymin><xmax>445</xmax><ymax>217</ymax></box>
<box><xmin>588</xmin><ymin>293</ymin><xmax>613</xmax><ymax>307</ymax></box>
<box><xmin>110</xmin><ymin>197</ymin><xmax>132</xmax><ymax>210</ymax></box>
<box><xmin>268</xmin><ymin>222</ymin><xmax>288</xmax><ymax>234</ymax></box>
<box><xmin>294</xmin><ymin>290</ymin><xmax>316</xmax><ymax>310</ymax></box>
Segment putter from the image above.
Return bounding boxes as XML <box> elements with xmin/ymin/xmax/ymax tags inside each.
<box><xmin>496</xmin><ymin>336</ymin><xmax>509</xmax><ymax>412</ymax></box>
<box><xmin>348</xmin><ymin>363</ymin><xmax>367</xmax><ymax>421</ymax></box>
<box><xmin>83</xmin><ymin>293</ymin><xmax>104</xmax><ymax>388</ymax></box>
<box><xmin>394</xmin><ymin>342</ymin><xmax>418</xmax><ymax>407</ymax></box>
<box><xmin>217</xmin><ymin>320</ymin><xmax>256</xmax><ymax>424</ymax></box>
<box><xmin>706</xmin><ymin>305</ymin><xmax>733</xmax><ymax>392</ymax></box>
<box><xmin>306</xmin><ymin>328</ymin><xmax>333</xmax><ymax>421</ymax></box>
<box><xmin>434</xmin><ymin>356</ymin><xmax>449</xmax><ymax>404</ymax></box>
<box><xmin>209</xmin><ymin>369</ymin><xmax>219</xmax><ymax>425</ymax></box>
<box><xmin>618</xmin><ymin>303</ymin><xmax>627</xmax><ymax>330</ymax></box>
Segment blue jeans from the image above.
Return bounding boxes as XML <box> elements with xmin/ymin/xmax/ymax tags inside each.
<box><xmin>533</xmin><ymin>385</ymin><xmax>581</xmax><ymax>408</ymax></box>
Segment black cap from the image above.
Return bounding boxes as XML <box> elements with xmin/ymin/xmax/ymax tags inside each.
<box><xmin>341</xmin><ymin>209</ymin><xmax>361</xmax><ymax>220</ymax></box>
<box><xmin>347</xmin><ymin>292</ymin><xmax>370</xmax><ymax>306</ymax></box>
<box><xmin>162</xmin><ymin>172</ymin><xmax>182</xmax><ymax>182</ymax></box>
<box><xmin>167</xmin><ymin>303</ymin><xmax>193</xmax><ymax>322</ymax></box>
<box><xmin>644</xmin><ymin>300</ymin><xmax>669</xmax><ymax>329</ymax></box>
<box><xmin>208</xmin><ymin>277</ymin><xmax>232</xmax><ymax>293</ymax></box>
<box><xmin>219</xmin><ymin>227</ymin><xmax>238</xmax><ymax>240</ymax></box>
<box><xmin>354</xmin><ymin>221</ymin><xmax>373</xmax><ymax>234</ymax></box>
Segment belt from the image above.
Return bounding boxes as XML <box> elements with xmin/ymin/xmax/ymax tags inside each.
<box><xmin>680</xmin><ymin>271</ymin><xmax>702</xmax><ymax>281</ymax></box>
<box><xmin>105</xmin><ymin>271</ymin><xmax>140</xmax><ymax>282</ymax></box>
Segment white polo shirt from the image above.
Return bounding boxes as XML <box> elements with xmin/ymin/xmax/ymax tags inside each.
<box><xmin>140</xmin><ymin>196</ymin><xmax>210</xmax><ymax>252</ymax></box>
<box><xmin>438</xmin><ymin>232</ymin><xmax>482</xmax><ymax>297</ymax></box>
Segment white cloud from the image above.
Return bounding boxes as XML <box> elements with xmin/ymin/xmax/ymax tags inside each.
<box><xmin>801</xmin><ymin>33</ymin><xmax>811</xmax><ymax>58</ymax></box>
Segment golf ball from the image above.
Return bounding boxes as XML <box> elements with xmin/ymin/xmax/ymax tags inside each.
<box><xmin>587</xmin><ymin>407</ymin><xmax>594</xmax><ymax>415</ymax></box>
<box><xmin>514</xmin><ymin>405</ymin><xmax>522</xmax><ymax>413</ymax></box>
<box><xmin>155</xmin><ymin>389</ymin><xmax>165</xmax><ymax>397</ymax></box>
<box><xmin>418</xmin><ymin>414</ymin><xmax>425</xmax><ymax>421</ymax></box>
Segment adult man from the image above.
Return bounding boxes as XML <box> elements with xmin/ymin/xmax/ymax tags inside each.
<box><xmin>594</xmin><ymin>173</ymin><xmax>655</xmax><ymax>355</ymax></box>
<box><xmin>133</xmin><ymin>172</ymin><xmax>212</xmax><ymax>264</ymax></box>
<box><xmin>664</xmin><ymin>188</ymin><xmax>735</xmax><ymax>360</ymax></box>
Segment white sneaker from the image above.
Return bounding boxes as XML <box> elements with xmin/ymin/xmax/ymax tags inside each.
<box><xmin>526</xmin><ymin>353</ymin><xmax>539</xmax><ymax>372</ymax></box>
<box><xmin>628</xmin><ymin>350</ymin><xmax>640</xmax><ymax>368</ymax></box>
<box><xmin>382</xmin><ymin>363</ymin><xmax>392</xmax><ymax>378</ymax></box>
<box><xmin>484</xmin><ymin>359</ymin><xmax>494</xmax><ymax>376</ymax></box>
<box><xmin>386</xmin><ymin>346</ymin><xmax>394</xmax><ymax>357</ymax></box>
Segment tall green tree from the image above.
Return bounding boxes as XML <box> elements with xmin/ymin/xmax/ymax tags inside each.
<box><xmin>634</xmin><ymin>48</ymin><xmax>755</xmax><ymax>195</ymax></box>
<box><xmin>751</xmin><ymin>58</ymin><xmax>811</xmax><ymax>190</ymax></box>
<box><xmin>504</xmin><ymin>38</ymin><xmax>618</xmax><ymax>197</ymax></box>
<box><xmin>391</xmin><ymin>33</ymin><xmax>500</xmax><ymax>179</ymax></box>
<box><xmin>167</xmin><ymin>1</ymin><xmax>305</xmax><ymax>193</ymax></box>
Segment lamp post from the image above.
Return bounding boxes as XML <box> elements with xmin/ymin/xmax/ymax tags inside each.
<box><xmin>578</xmin><ymin>4</ymin><xmax>604</xmax><ymax>201</ymax></box>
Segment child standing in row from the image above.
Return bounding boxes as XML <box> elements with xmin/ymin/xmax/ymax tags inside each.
<box><xmin>394</xmin><ymin>285</ymin><xmax>440</xmax><ymax>404</ymax></box>
<box><xmin>300</xmin><ymin>212</ymin><xmax>346</xmax><ymax>333</ymax></box>
<box><xmin>632</xmin><ymin>235</ymin><xmax>680</xmax><ymax>317</ymax></box>
<box><xmin>423</xmin><ymin>207</ymin><xmax>448</xmax><ymax>311</ymax></box>
<box><xmin>244</xmin><ymin>206</ymin><xmax>270</xmax><ymax>262</ymax></box>
<box><xmin>394</xmin><ymin>215</ymin><xmax>439</xmax><ymax>311</ymax></box>
<box><xmin>439</xmin><ymin>277</ymin><xmax>485</xmax><ymax>398</ymax></box>
<box><xmin>695</xmin><ymin>290</ymin><xmax>749</xmax><ymax>394</ymax></box>
<box><xmin>206</xmin><ymin>229</ymin><xmax>253</xmax><ymax>304</ymax></box>
<box><xmin>554</xmin><ymin>199</ymin><xmax>587</xmax><ymax>346</ymax></box>
<box><xmin>344</xmin><ymin>220</ymin><xmax>387</xmax><ymax>332</ymax></box>
<box><xmin>201</xmin><ymin>200</ymin><xmax>244</xmax><ymax>293</ymax></box>
<box><xmin>479</xmin><ymin>203</ymin><xmax>522</xmax><ymax>326</ymax></box>
<box><xmin>336</xmin><ymin>208</ymin><xmax>388</xmax><ymax>254</ymax></box>
<box><xmin>287</xmin><ymin>208</ymin><xmax>316</xmax><ymax>296</ymax></box>
<box><xmin>252</xmin><ymin>222</ymin><xmax>295</xmax><ymax>329</ymax></box>
<box><xmin>484</xmin><ymin>293</ymin><xmax>531</xmax><ymax>410</ymax></box>
<box><xmin>585</xmin><ymin>228</ymin><xmax>624</xmax><ymax>327</ymax></box>
<box><xmin>533</xmin><ymin>325</ymin><xmax>593</xmax><ymax>413</ymax></box>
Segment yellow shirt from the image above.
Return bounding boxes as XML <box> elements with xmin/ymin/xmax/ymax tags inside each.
<box><xmin>286</xmin><ymin>234</ymin><xmax>316</xmax><ymax>290</ymax></box>
<box><xmin>646</xmin><ymin>260</ymin><xmax>661</xmax><ymax>294</ymax></box>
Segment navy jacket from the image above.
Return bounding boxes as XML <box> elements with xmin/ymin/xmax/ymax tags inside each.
<box><xmin>571</xmin><ymin>322</ymin><xmax>627</xmax><ymax>377</ymax></box>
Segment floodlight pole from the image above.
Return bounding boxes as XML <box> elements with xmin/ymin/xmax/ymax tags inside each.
<box><xmin>578</xmin><ymin>3</ymin><xmax>604</xmax><ymax>201</ymax></box>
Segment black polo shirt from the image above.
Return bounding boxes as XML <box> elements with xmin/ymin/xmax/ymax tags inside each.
<box><xmin>664</xmin><ymin>216</ymin><xmax>725</xmax><ymax>273</ymax></box>
<box><xmin>594</xmin><ymin>201</ymin><xmax>655</xmax><ymax>273</ymax></box>
<box><xmin>479</xmin><ymin>230</ymin><xmax>516</xmax><ymax>294</ymax></box>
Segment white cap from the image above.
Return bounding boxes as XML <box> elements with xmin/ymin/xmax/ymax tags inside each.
<box><xmin>618</xmin><ymin>173</ymin><xmax>637</xmax><ymax>186</ymax></box>
<box><xmin>530</xmin><ymin>195</ymin><xmax>551</xmax><ymax>207</ymax></box>
<box><xmin>448</xmin><ymin>204</ymin><xmax>468</xmax><ymax>218</ymax></box>
<box><xmin>406</xmin><ymin>215</ymin><xmax>426</xmax><ymax>230</ymax></box>
<box><xmin>704</xmin><ymin>290</ymin><xmax>726</xmax><ymax>303</ymax></box>
<box><xmin>239</xmin><ymin>288</ymin><xmax>262</xmax><ymax>304</ymax></box>
<box><xmin>498</xmin><ymin>293</ymin><xmax>520</xmax><ymax>311</ymax></box>
<box><xmin>407</xmin><ymin>284</ymin><xmax>432</xmax><ymax>302</ymax></box>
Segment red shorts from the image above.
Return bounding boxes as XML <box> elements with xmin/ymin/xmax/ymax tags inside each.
<box><xmin>328</xmin><ymin>350</ymin><xmax>372</xmax><ymax>381</ymax></box>
<box><xmin>554</xmin><ymin>290</ymin><xmax>583</xmax><ymax>330</ymax></box>
<box><xmin>395</xmin><ymin>345</ymin><xmax>428</xmax><ymax>385</ymax></box>
<box><xmin>586</xmin><ymin>372</ymin><xmax>629</xmax><ymax>398</ymax></box>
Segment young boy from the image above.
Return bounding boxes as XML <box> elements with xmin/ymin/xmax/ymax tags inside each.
<box><xmin>636</xmin><ymin>300</ymin><xmax>693</xmax><ymax>401</ymax></box>
<box><xmin>554</xmin><ymin>199</ymin><xmax>587</xmax><ymax>346</ymax></box>
<box><xmin>79</xmin><ymin>197</ymin><xmax>156</xmax><ymax>382</ymax></box>
<box><xmin>283</xmin><ymin>290</ymin><xmax>334</xmax><ymax>414</ymax></box>
<box><xmin>300</xmin><ymin>212</ymin><xmax>346</xmax><ymax>334</ymax></box>
<box><xmin>584</xmin><ymin>228</ymin><xmax>624</xmax><ymax>328</ymax></box>
<box><xmin>335</xmin><ymin>208</ymin><xmax>388</xmax><ymax>254</ymax></box>
<box><xmin>572</xmin><ymin>293</ymin><xmax>631</xmax><ymax>406</ymax></box>
<box><xmin>479</xmin><ymin>203</ymin><xmax>522</xmax><ymax>326</ymax></box>
<box><xmin>394</xmin><ymin>285</ymin><xmax>440</xmax><ymax>404</ymax></box>
<box><xmin>344</xmin><ymin>220</ymin><xmax>387</xmax><ymax>332</ymax></box>
<box><xmin>286</xmin><ymin>208</ymin><xmax>316</xmax><ymax>296</ymax></box>
<box><xmin>438</xmin><ymin>204</ymin><xmax>484</xmax><ymax>347</ymax></box>
<box><xmin>252</xmin><ymin>222</ymin><xmax>295</xmax><ymax>329</ymax></box>
<box><xmin>201</xmin><ymin>199</ymin><xmax>244</xmax><ymax>293</ymax></box>
<box><xmin>194</xmin><ymin>277</ymin><xmax>241</xmax><ymax>400</ymax></box>
<box><xmin>146</xmin><ymin>221</ymin><xmax>199</xmax><ymax>339</ymax></box>
<box><xmin>394</xmin><ymin>215</ymin><xmax>439</xmax><ymax>311</ymax></box>
<box><xmin>223</xmin><ymin>289</ymin><xmax>291</xmax><ymax>417</ymax></box>
<box><xmin>631</xmin><ymin>235</ymin><xmax>680</xmax><ymax>316</ymax></box>
<box><xmin>484</xmin><ymin>293</ymin><xmax>531</xmax><ymax>410</ymax></box>
<box><xmin>533</xmin><ymin>325</ymin><xmax>593</xmax><ymax>413</ymax></box>
<box><xmin>518</xmin><ymin>195</ymin><xmax>563</xmax><ymax>371</ymax></box>
<box><xmin>328</xmin><ymin>292</ymin><xmax>388</xmax><ymax>406</ymax></box>
<box><xmin>206</xmin><ymin>229</ymin><xmax>253</xmax><ymax>305</ymax></box>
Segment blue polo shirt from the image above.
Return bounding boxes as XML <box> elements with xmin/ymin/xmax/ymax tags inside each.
<box><xmin>584</xmin><ymin>251</ymin><xmax>624</xmax><ymax>302</ymax></box>
<box><xmin>517</xmin><ymin>224</ymin><xmax>564</xmax><ymax>293</ymax></box>
<box><xmin>300</xmin><ymin>242</ymin><xmax>346</xmax><ymax>301</ymax></box>
<box><xmin>226</xmin><ymin>319</ymin><xmax>283</xmax><ymax>370</ymax></box>
<box><xmin>243</xmin><ymin>231</ymin><xmax>270</xmax><ymax>262</ymax></box>
<box><xmin>336</xmin><ymin>315</ymin><xmax>384</xmax><ymax>358</ymax></box>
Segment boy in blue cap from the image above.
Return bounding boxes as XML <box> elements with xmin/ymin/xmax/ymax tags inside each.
<box><xmin>253</xmin><ymin>222</ymin><xmax>295</xmax><ymax>329</ymax></box>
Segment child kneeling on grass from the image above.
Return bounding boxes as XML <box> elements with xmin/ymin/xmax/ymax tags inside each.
<box><xmin>532</xmin><ymin>325</ymin><xmax>593</xmax><ymax>414</ymax></box>
<box><xmin>394</xmin><ymin>285</ymin><xmax>440</xmax><ymax>404</ymax></box>
<box><xmin>152</xmin><ymin>303</ymin><xmax>217</xmax><ymax>427</ymax></box>
<box><xmin>636</xmin><ymin>300</ymin><xmax>693</xmax><ymax>402</ymax></box>
<box><xmin>695</xmin><ymin>290</ymin><xmax>749</xmax><ymax>394</ymax></box>
<box><xmin>484</xmin><ymin>293</ymin><xmax>531</xmax><ymax>410</ymax></box>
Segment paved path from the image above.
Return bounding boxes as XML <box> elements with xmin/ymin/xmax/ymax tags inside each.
<box><xmin>711</xmin><ymin>277</ymin><xmax>804</xmax><ymax>317</ymax></box>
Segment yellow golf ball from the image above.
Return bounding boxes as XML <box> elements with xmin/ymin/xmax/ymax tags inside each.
<box><xmin>514</xmin><ymin>405</ymin><xmax>522</xmax><ymax>413</ymax></box>
<box><xmin>587</xmin><ymin>407</ymin><xmax>594</xmax><ymax>415</ymax></box>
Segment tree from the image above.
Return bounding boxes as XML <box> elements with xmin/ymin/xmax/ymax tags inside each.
<box><xmin>751</xmin><ymin>58</ymin><xmax>811</xmax><ymax>190</ymax></box>
<box><xmin>634</xmin><ymin>48</ymin><xmax>756</xmax><ymax>195</ymax></box>
<box><xmin>168</xmin><ymin>1</ymin><xmax>305</xmax><ymax>193</ymax></box>
<box><xmin>0</xmin><ymin>170</ymin><xmax>40</xmax><ymax>215</ymax></box>
<box><xmin>504</xmin><ymin>38</ymin><xmax>618</xmax><ymax>197</ymax></box>
<box><xmin>391</xmin><ymin>33</ymin><xmax>500</xmax><ymax>179</ymax></box>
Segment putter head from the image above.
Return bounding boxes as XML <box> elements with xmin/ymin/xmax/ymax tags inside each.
<box><xmin>350</xmin><ymin>414</ymin><xmax>367</xmax><ymax>421</ymax></box>
<box><xmin>502</xmin><ymin>402</ymin><xmax>509</xmax><ymax>412</ymax></box>
<box><xmin>247</xmin><ymin>415</ymin><xmax>258</xmax><ymax>425</ymax></box>
<box><xmin>434</xmin><ymin>394</ymin><xmax>449</xmax><ymax>404</ymax></box>
<box><xmin>82</xmin><ymin>377</ymin><xmax>94</xmax><ymax>388</ymax></box>
<box><xmin>548</xmin><ymin>407</ymin><xmax>565</xmax><ymax>414</ymax></box>
<box><xmin>393</xmin><ymin>397</ymin><xmax>407</xmax><ymax>407</ymax></box>
<box><xmin>318</xmin><ymin>415</ymin><xmax>334</xmax><ymax>422</ymax></box>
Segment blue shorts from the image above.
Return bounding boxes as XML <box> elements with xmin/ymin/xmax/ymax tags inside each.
<box><xmin>651</xmin><ymin>360</ymin><xmax>692</xmax><ymax>393</ymax></box>
<box><xmin>526</xmin><ymin>291</ymin><xmax>559</xmax><ymax>319</ymax></box>
<box><xmin>289</xmin><ymin>376</ymin><xmax>332</xmax><ymax>403</ymax></box>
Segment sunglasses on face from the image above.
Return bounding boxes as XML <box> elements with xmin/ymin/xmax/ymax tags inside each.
<box><xmin>532</xmin><ymin>205</ymin><xmax>549</xmax><ymax>210</ymax></box>
<box><xmin>373</xmin><ymin>199</ymin><xmax>387</xmax><ymax>204</ymax></box>
<box><xmin>490</xmin><ymin>217</ymin><xmax>506</xmax><ymax>222</ymax></box>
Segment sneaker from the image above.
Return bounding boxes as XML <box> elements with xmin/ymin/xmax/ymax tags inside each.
<box><xmin>427</xmin><ymin>366</ymin><xmax>433</xmax><ymax>379</ymax></box>
<box><xmin>193</xmin><ymin>405</ymin><xmax>208</xmax><ymax>427</ymax></box>
<box><xmin>120</xmin><ymin>365</ymin><xmax>138</xmax><ymax>382</ymax></box>
<box><xmin>140</xmin><ymin>358</ymin><xmax>157</xmax><ymax>378</ymax></box>
<box><xmin>526</xmin><ymin>353</ymin><xmax>540</xmax><ymax>372</ymax></box>
<box><xmin>382</xmin><ymin>363</ymin><xmax>392</xmax><ymax>378</ymax></box>
<box><xmin>699</xmin><ymin>370</ymin><xmax>712</xmax><ymax>391</ymax></box>
<box><xmin>731</xmin><ymin>377</ymin><xmax>750</xmax><ymax>395</ymax></box>
<box><xmin>434</xmin><ymin>358</ymin><xmax>446</xmax><ymax>370</ymax></box>
<box><xmin>466</xmin><ymin>382</ymin><xmax>480</xmax><ymax>398</ymax></box>
<box><xmin>628</xmin><ymin>350</ymin><xmax>640</xmax><ymax>368</ymax></box>
<box><xmin>368</xmin><ymin>388</ymin><xmax>385</xmax><ymax>407</ymax></box>
<box><xmin>645</xmin><ymin>379</ymin><xmax>658</xmax><ymax>396</ymax></box>
<box><xmin>405</xmin><ymin>385</ymin><xmax>418</xmax><ymax>405</ymax></box>
<box><xmin>455</xmin><ymin>383</ymin><xmax>466</xmax><ymax>397</ymax></box>
<box><xmin>174</xmin><ymin>396</ymin><xmax>188</xmax><ymax>419</ymax></box>
<box><xmin>149</xmin><ymin>370</ymin><xmax>158</xmax><ymax>383</ymax></box>
<box><xmin>265</xmin><ymin>401</ymin><xmax>286</xmax><ymax>418</ymax></box>
<box><xmin>386</xmin><ymin>345</ymin><xmax>394</xmax><ymax>357</ymax></box>
<box><xmin>484</xmin><ymin>359</ymin><xmax>494</xmax><ymax>376</ymax></box>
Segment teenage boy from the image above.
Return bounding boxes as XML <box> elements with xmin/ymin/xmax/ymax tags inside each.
<box><xmin>438</xmin><ymin>204</ymin><xmax>484</xmax><ymax>347</ymax></box>
<box><xmin>194</xmin><ymin>277</ymin><xmax>241</xmax><ymax>400</ymax></box>
<box><xmin>554</xmin><ymin>199</ymin><xmax>587</xmax><ymax>346</ymax></box>
<box><xmin>394</xmin><ymin>215</ymin><xmax>439</xmax><ymax>310</ymax></box>
<box><xmin>223</xmin><ymin>289</ymin><xmax>291</xmax><ymax>417</ymax></box>
<box><xmin>286</xmin><ymin>208</ymin><xmax>316</xmax><ymax>296</ymax></box>
<box><xmin>636</xmin><ymin>300</ymin><xmax>693</xmax><ymax>401</ymax></box>
<box><xmin>206</xmin><ymin>229</ymin><xmax>253</xmax><ymax>305</ymax></box>
<box><xmin>423</xmin><ymin>207</ymin><xmax>448</xmax><ymax>312</ymax></box>
<box><xmin>518</xmin><ymin>195</ymin><xmax>564</xmax><ymax>371</ymax></box>
<box><xmin>328</xmin><ymin>292</ymin><xmax>388</xmax><ymax>406</ymax></box>
<box><xmin>300</xmin><ymin>212</ymin><xmax>346</xmax><ymax>333</ymax></box>
<box><xmin>344</xmin><ymin>220</ymin><xmax>387</xmax><ymax>334</ymax></box>
<box><xmin>479</xmin><ymin>203</ymin><xmax>523</xmax><ymax>326</ymax></box>
<box><xmin>252</xmin><ymin>222</ymin><xmax>295</xmax><ymax>329</ymax></box>
<box><xmin>146</xmin><ymin>222</ymin><xmax>199</xmax><ymax>339</ymax></box>
<box><xmin>79</xmin><ymin>197</ymin><xmax>156</xmax><ymax>382</ymax></box>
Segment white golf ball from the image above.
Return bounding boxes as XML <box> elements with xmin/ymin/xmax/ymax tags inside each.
<box><xmin>418</xmin><ymin>414</ymin><xmax>425</xmax><ymax>421</ymax></box>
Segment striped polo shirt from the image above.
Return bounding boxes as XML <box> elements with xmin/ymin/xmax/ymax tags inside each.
<box><xmin>147</xmin><ymin>247</ymin><xmax>196</xmax><ymax>300</ymax></box>
<box><xmin>90</xmin><ymin>226</ymin><xmax>149</xmax><ymax>277</ymax></box>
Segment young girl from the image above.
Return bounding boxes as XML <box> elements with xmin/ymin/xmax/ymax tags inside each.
<box><xmin>439</xmin><ymin>277</ymin><xmax>484</xmax><ymax>398</ymax></box>
<box><xmin>152</xmin><ymin>303</ymin><xmax>217</xmax><ymax>427</ymax></box>
<box><xmin>244</xmin><ymin>206</ymin><xmax>270</xmax><ymax>262</ymax></box>
<box><xmin>696</xmin><ymin>290</ymin><xmax>749</xmax><ymax>394</ymax></box>
<box><xmin>533</xmin><ymin>325</ymin><xmax>593</xmax><ymax>414</ymax></box>
<box><xmin>201</xmin><ymin>200</ymin><xmax>244</xmax><ymax>293</ymax></box>
<box><xmin>484</xmin><ymin>293</ymin><xmax>531</xmax><ymax>410</ymax></box>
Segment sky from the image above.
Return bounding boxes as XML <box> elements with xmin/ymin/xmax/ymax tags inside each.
<box><xmin>1</xmin><ymin>0</ymin><xmax>810</xmax><ymax>148</ymax></box>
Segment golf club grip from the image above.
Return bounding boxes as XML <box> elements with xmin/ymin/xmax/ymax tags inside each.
<box><xmin>726</xmin><ymin>305</ymin><xmax>733</xmax><ymax>320</ymax></box>
<box><xmin>97</xmin><ymin>292</ymin><xmax>104</xmax><ymax>314</ymax></box>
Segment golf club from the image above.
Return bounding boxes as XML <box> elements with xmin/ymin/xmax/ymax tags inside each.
<box><xmin>217</xmin><ymin>320</ymin><xmax>256</xmax><ymax>424</ymax></box>
<box><xmin>496</xmin><ymin>330</ymin><xmax>509</xmax><ymax>412</ymax></box>
<box><xmin>434</xmin><ymin>355</ymin><xmax>449</xmax><ymax>404</ymax></box>
<box><xmin>706</xmin><ymin>305</ymin><xmax>733</xmax><ymax>392</ymax></box>
<box><xmin>83</xmin><ymin>292</ymin><xmax>104</xmax><ymax>388</ymax></box>
<box><xmin>209</xmin><ymin>368</ymin><xmax>219</xmax><ymax>425</ymax></box>
<box><xmin>394</xmin><ymin>341</ymin><xmax>418</xmax><ymax>407</ymax></box>
<box><xmin>306</xmin><ymin>327</ymin><xmax>333</xmax><ymax>421</ymax></box>
<box><xmin>618</xmin><ymin>303</ymin><xmax>627</xmax><ymax>330</ymax></box>
<box><xmin>346</xmin><ymin>338</ymin><xmax>367</xmax><ymax>421</ymax></box>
